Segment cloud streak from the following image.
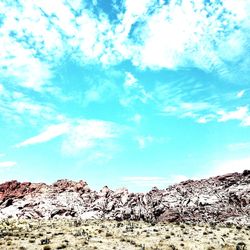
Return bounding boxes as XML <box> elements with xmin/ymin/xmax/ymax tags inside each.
<box><xmin>16</xmin><ymin>123</ymin><xmax>69</xmax><ymax>148</ymax></box>
<box><xmin>15</xmin><ymin>119</ymin><xmax>121</xmax><ymax>159</ymax></box>
<box><xmin>0</xmin><ymin>161</ymin><xmax>16</xmax><ymax>168</ymax></box>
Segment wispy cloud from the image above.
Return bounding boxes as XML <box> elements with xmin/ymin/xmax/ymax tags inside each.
<box><xmin>130</xmin><ymin>114</ymin><xmax>142</xmax><ymax>124</ymax></box>
<box><xmin>236</xmin><ymin>90</ymin><xmax>245</xmax><ymax>98</ymax></box>
<box><xmin>15</xmin><ymin>119</ymin><xmax>122</xmax><ymax>158</ymax></box>
<box><xmin>217</xmin><ymin>106</ymin><xmax>250</xmax><ymax>127</ymax></box>
<box><xmin>124</xmin><ymin>72</ymin><xmax>137</xmax><ymax>88</ymax></box>
<box><xmin>0</xmin><ymin>84</ymin><xmax>66</xmax><ymax>126</ymax></box>
<box><xmin>120</xmin><ymin>72</ymin><xmax>152</xmax><ymax>107</ymax></box>
<box><xmin>16</xmin><ymin>123</ymin><xmax>69</xmax><ymax>148</ymax></box>
<box><xmin>80</xmin><ymin>69</ymin><xmax>121</xmax><ymax>106</ymax></box>
<box><xmin>227</xmin><ymin>142</ymin><xmax>250</xmax><ymax>151</ymax></box>
<box><xmin>163</xmin><ymin>101</ymin><xmax>214</xmax><ymax>119</ymax></box>
<box><xmin>136</xmin><ymin>135</ymin><xmax>154</xmax><ymax>149</ymax></box>
<box><xmin>62</xmin><ymin>119</ymin><xmax>119</xmax><ymax>155</ymax></box>
<box><xmin>155</xmin><ymin>76</ymin><xmax>250</xmax><ymax>126</ymax></box>
<box><xmin>217</xmin><ymin>106</ymin><xmax>248</xmax><ymax>122</ymax></box>
<box><xmin>0</xmin><ymin>84</ymin><xmax>4</xmax><ymax>94</ymax></box>
<box><xmin>0</xmin><ymin>161</ymin><xmax>16</xmax><ymax>168</ymax></box>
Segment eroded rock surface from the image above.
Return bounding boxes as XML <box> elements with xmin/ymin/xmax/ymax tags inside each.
<box><xmin>0</xmin><ymin>171</ymin><xmax>249</xmax><ymax>225</ymax></box>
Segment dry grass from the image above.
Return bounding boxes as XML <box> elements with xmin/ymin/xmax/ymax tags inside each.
<box><xmin>0</xmin><ymin>219</ymin><xmax>249</xmax><ymax>249</ymax></box>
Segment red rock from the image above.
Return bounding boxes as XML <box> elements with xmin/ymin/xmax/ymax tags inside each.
<box><xmin>52</xmin><ymin>179</ymin><xmax>89</xmax><ymax>193</ymax></box>
<box><xmin>158</xmin><ymin>209</ymin><xmax>181</xmax><ymax>222</ymax></box>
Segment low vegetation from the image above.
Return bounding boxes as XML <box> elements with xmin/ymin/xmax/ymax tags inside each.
<box><xmin>0</xmin><ymin>219</ymin><xmax>248</xmax><ymax>249</ymax></box>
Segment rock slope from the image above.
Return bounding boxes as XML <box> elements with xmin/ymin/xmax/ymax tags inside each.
<box><xmin>0</xmin><ymin>170</ymin><xmax>249</xmax><ymax>225</ymax></box>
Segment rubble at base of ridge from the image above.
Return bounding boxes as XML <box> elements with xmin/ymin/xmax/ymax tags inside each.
<box><xmin>0</xmin><ymin>170</ymin><xmax>249</xmax><ymax>225</ymax></box>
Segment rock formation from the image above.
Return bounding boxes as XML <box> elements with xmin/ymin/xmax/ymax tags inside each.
<box><xmin>0</xmin><ymin>170</ymin><xmax>249</xmax><ymax>225</ymax></box>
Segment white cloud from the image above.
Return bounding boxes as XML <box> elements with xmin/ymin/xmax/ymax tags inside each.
<box><xmin>120</xmin><ymin>72</ymin><xmax>152</xmax><ymax>107</ymax></box>
<box><xmin>208</xmin><ymin>106</ymin><xmax>250</xmax><ymax>126</ymax></box>
<box><xmin>1</xmin><ymin>0</ymin><xmax>250</xmax><ymax>92</ymax></box>
<box><xmin>0</xmin><ymin>161</ymin><xmax>16</xmax><ymax>168</ymax></box>
<box><xmin>12</xmin><ymin>101</ymin><xmax>52</xmax><ymax>116</ymax></box>
<box><xmin>131</xmin><ymin>114</ymin><xmax>142</xmax><ymax>124</ymax></box>
<box><xmin>16</xmin><ymin>123</ymin><xmax>69</xmax><ymax>148</ymax></box>
<box><xmin>72</xmin><ymin>13</ymin><xmax>101</xmax><ymax>59</ymax></box>
<box><xmin>227</xmin><ymin>142</ymin><xmax>250</xmax><ymax>151</ymax></box>
<box><xmin>163</xmin><ymin>106</ymin><xmax>178</xmax><ymax>113</ymax></box>
<box><xmin>242</xmin><ymin>116</ymin><xmax>250</xmax><ymax>127</ymax></box>
<box><xmin>236</xmin><ymin>90</ymin><xmax>245</xmax><ymax>98</ymax></box>
<box><xmin>197</xmin><ymin>117</ymin><xmax>208</xmax><ymax>124</ymax></box>
<box><xmin>2</xmin><ymin>0</ymin><xmax>122</xmax><ymax>93</ymax></box>
<box><xmin>136</xmin><ymin>135</ymin><xmax>154</xmax><ymax>149</ymax></box>
<box><xmin>124</xmin><ymin>72</ymin><xmax>137</xmax><ymax>87</ymax></box>
<box><xmin>217</xmin><ymin>106</ymin><xmax>248</xmax><ymax>122</ymax></box>
<box><xmin>0</xmin><ymin>24</ymin><xmax>54</xmax><ymax>91</ymax></box>
<box><xmin>158</xmin><ymin>78</ymin><xmax>250</xmax><ymax>126</ymax></box>
<box><xmin>162</xmin><ymin>100</ymin><xmax>216</xmax><ymax>121</ymax></box>
<box><xmin>223</xmin><ymin>0</ymin><xmax>249</xmax><ymax>22</ymax></box>
<box><xmin>0</xmin><ymin>86</ymin><xmax>64</xmax><ymax>126</ymax></box>
<box><xmin>15</xmin><ymin>118</ymin><xmax>121</xmax><ymax>158</ymax></box>
<box><xmin>1</xmin><ymin>0</ymin><xmax>250</xmax><ymax>131</ymax></box>
<box><xmin>119</xmin><ymin>0</ymin><xmax>250</xmax><ymax>79</ymax></box>
<box><xmin>62</xmin><ymin>119</ymin><xmax>119</xmax><ymax>155</ymax></box>
<box><xmin>197</xmin><ymin>114</ymin><xmax>216</xmax><ymax>124</ymax></box>
<box><xmin>0</xmin><ymin>84</ymin><xmax>4</xmax><ymax>94</ymax></box>
<box><xmin>0</xmin><ymin>1</ymin><xmax>108</xmax><ymax>91</ymax></box>
<box><xmin>83</xmin><ymin>89</ymin><xmax>101</xmax><ymax>104</ymax></box>
<box><xmin>124</xmin><ymin>0</ymin><xmax>153</xmax><ymax>17</ymax></box>
<box><xmin>212</xmin><ymin>157</ymin><xmax>250</xmax><ymax>176</ymax></box>
<box><xmin>180</xmin><ymin>102</ymin><xmax>211</xmax><ymax>111</ymax></box>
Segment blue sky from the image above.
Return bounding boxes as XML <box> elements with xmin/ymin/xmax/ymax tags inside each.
<box><xmin>0</xmin><ymin>0</ymin><xmax>250</xmax><ymax>191</ymax></box>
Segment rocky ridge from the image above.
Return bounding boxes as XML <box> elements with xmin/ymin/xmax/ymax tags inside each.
<box><xmin>0</xmin><ymin>170</ymin><xmax>249</xmax><ymax>225</ymax></box>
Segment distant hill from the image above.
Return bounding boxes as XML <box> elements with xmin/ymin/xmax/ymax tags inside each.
<box><xmin>0</xmin><ymin>170</ymin><xmax>249</xmax><ymax>225</ymax></box>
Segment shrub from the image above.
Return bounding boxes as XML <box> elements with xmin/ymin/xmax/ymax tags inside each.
<box><xmin>41</xmin><ymin>238</ymin><xmax>50</xmax><ymax>245</ymax></box>
<box><xmin>56</xmin><ymin>244</ymin><xmax>67</xmax><ymax>249</ymax></box>
<box><xmin>236</xmin><ymin>242</ymin><xmax>246</xmax><ymax>250</ymax></box>
<box><xmin>105</xmin><ymin>232</ymin><xmax>112</xmax><ymax>237</ymax></box>
<box><xmin>43</xmin><ymin>246</ymin><xmax>51</xmax><ymax>250</ymax></box>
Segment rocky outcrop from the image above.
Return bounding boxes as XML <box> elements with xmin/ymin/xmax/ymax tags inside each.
<box><xmin>0</xmin><ymin>181</ymin><xmax>46</xmax><ymax>201</ymax></box>
<box><xmin>0</xmin><ymin>171</ymin><xmax>249</xmax><ymax>225</ymax></box>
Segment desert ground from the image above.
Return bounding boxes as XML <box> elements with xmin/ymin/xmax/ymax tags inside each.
<box><xmin>0</xmin><ymin>219</ymin><xmax>248</xmax><ymax>250</ymax></box>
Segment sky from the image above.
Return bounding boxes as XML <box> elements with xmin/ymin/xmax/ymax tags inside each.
<box><xmin>0</xmin><ymin>0</ymin><xmax>250</xmax><ymax>192</ymax></box>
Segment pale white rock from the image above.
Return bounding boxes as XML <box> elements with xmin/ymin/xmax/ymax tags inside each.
<box><xmin>0</xmin><ymin>171</ymin><xmax>249</xmax><ymax>225</ymax></box>
<box><xmin>198</xmin><ymin>195</ymin><xmax>219</xmax><ymax>206</ymax></box>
